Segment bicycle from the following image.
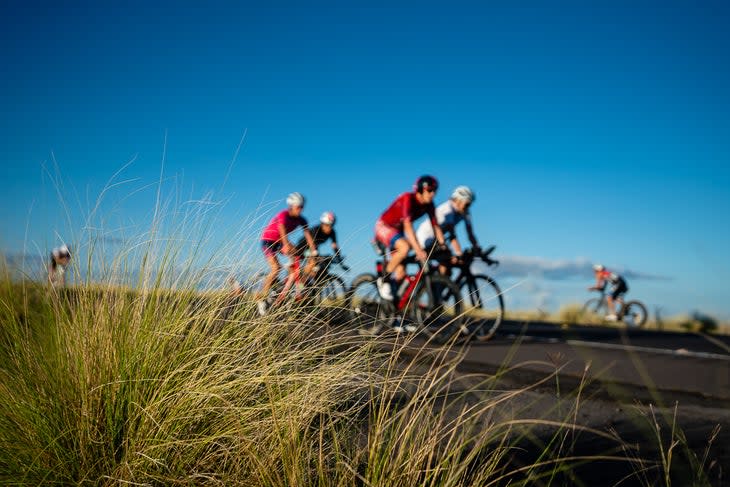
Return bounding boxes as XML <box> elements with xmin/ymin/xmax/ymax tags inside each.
<box><xmin>257</xmin><ymin>254</ymin><xmax>350</xmax><ymax>317</ymax></box>
<box><xmin>582</xmin><ymin>289</ymin><xmax>648</xmax><ymax>327</ymax></box>
<box><xmin>441</xmin><ymin>245</ymin><xmax>504</xmax><ymax>342</ymax></box>
<box><xmin>347</xmin><ymin>243</ymin><xmax>464</xmax><ymax>343</ymax></box>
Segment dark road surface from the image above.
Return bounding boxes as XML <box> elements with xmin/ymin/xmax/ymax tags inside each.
<box><xmin>455</xmin><ymin>319</ymin><xmax>730</xmax><ymax>404</ymax></box>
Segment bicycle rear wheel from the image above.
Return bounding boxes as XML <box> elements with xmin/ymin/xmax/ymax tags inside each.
<box><xmin>622</xmin><ymin>300</ymin><xmax>648</xmax><ymax>327</ymax></box>
<box><xmin>459</xmin><ymin>274</ymin><xmax>504</xmax><ymax>342</ymax></box>
<box><xmin>409</xmin><ymin>274</ymin><xmax>464</xmax><ymax>344</ymax></box>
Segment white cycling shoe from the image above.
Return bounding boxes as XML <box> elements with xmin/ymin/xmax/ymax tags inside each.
<box><xmin>376</xmin><ymin>277</ymin><xmax>393</xmax><ymax>300</ymax></box>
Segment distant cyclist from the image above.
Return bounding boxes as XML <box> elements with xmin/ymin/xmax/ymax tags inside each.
<box><xmin>48</xmin><ymin>244</ymin><xmax>71</xmax><ymax>287</ymax></box>
<box><xmin>416</xmin><ymin>185</ymin><xmax>480</xmax><ymax>274</ymax></box>
<box><xmin>257</xmin><ymin>192</ymin><xmax>317</xmax><ymax>315</ymax></box>
<box><xmin>588</xmin><ymin>264</ymin><xmax>629</xmax><ymax>321</ymax></box>
<box><xmin>374</xmin><ymin>175</ymin><xmax>447</xmax><ymax>301</ymax></box>
<box><xmin>293</xmin><ymin>211</ymin><xmax>340</xmax><ymax>282</ymax></box>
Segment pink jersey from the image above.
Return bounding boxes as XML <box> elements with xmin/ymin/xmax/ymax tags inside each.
<box><xmin>378</xmin><ymin>192</ymin><xmax>437</xmax><ymax>231</ymax></box>
<box><xmin>261</xmin><ymin>210</ymin><xmax>308</xmax><ymax>242</ymax></box>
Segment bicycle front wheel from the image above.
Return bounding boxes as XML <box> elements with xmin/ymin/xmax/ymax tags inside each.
<box><xmin>347</xmin><ymin>273</ymin><xmax>394</xmax><ymax>332</ymax></box>
<box><xmin>622</xmin><ymin>300</ymin><xmax>648</xmax><ymax>327</ymax></box>
<box><xmin>581</xmin><ymin>297</ymin><xmax>606</xmax><ymax>322</ymax></box>
<box><xmin>409</xmin><ymin>274</ymin><xmax>464</xmax><ymax>344</ymax></box>
<box><xmin>460</xmin><ymin>274</ymin><xmax>504</xmax><ymax>342</ymax></box>
<box><xmin>315</xmin><ymin>275</ymin><xmax>349</xmax><ymax>322</ymax></box>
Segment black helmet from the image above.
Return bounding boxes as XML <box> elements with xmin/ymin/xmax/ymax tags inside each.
<box><xmin>414</xmin><ymin>175</ymin><xmax>439</xmax><ymax>193</ymax></box>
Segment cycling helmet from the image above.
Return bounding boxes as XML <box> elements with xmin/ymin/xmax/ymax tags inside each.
<box><xmin>593</xmin><ymin>264</ymin><xmax>605</xmax><ymax>272</ymax></box>
<box><xmin>451</xmin><ymin>185</ymin><xmax>475</xmax><ymax>203</ymax></box>
<box><xmin>53</xmin><ymin>245</ymin><xmax>71</xmax><ymax>259</ymax></box>
<box><xmin>414</xmin><ymin>175</ymin><xmax>439</xmax><ymax>193</ymax></box>
<box><xmin>286</xmin><ymin>192</ymin><xmax>305</xmax><ymax>207</ymax></box>
<box><xmin>319</xmin><ymin>211</ymin><xmax>336</xmax><ymax>225</ymax></box>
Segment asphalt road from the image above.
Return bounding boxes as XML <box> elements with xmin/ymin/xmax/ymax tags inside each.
<box><xmin>455</xmin><ymin>319</ymin><xmax>730</xmax><ymax>404</ymax></box>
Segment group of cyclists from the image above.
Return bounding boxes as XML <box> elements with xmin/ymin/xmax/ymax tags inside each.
<box><xmin>253</xmin><ymin>175</ymin><xmax>483</xmax><ymax>319</ymax></box>
<box><xmin>45</xmin><ymin>173</ymin><xmax>631</xmax><ymax>324</ymax></box>
<box><xmin>252</xmin><ymin>174</ymin><xmax>630</xmax><ymax>324</ymax></box>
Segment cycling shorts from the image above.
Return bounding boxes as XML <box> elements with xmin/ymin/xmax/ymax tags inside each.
<box><xmin>261</xmin><ymin>240</ymin><xmax>282</xmax><ymax>258</ymax></box>
<box><xmin>374</xmin><ymin>220</ymin><xmax>404</xmax><ymax>250</ymax></box>
<box><xmin>610</xmin><ymin>279</ymin><xmax>628</xmax><ymax>300</ymax></box>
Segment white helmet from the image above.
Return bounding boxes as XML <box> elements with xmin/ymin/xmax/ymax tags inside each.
<box><xmin>320</xmin><ymin>211</ymin><xmax>336</xmax><ymax>225</ymax></box>
<box><xmin>53</xmin><ymin>245</ymin><xmax>71</xmax><ymax>259</ymax></box>
<box><xmin>593</xmin><ymin>264</ymin><xmax>605</xmax><ymax>272</ymax></box>
<box><xmin>286</xmin><ymin>192</ymin><xmax>305</xmax><ymax>207</ymax></box>
<box><xmin>451</xmin><ymin>185</ymin><xmax>475</xmax><ymax>203</ymax></box>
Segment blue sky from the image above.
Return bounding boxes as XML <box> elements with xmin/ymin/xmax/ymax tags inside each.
<box><xmin>2</xmin><ymin>1</ymin><xmax>729</xmax><ymax>318</ymax></box>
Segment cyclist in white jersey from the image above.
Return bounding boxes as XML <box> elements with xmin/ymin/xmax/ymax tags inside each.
<box><xmin>416</xmin><ymin>186</ymin><xmax>480</xmax><ymax>272</ymax></box>
<box><xmin>48</xmin><ymin>244</ymin><xmax>71</xmax><ymax>287</ymax></box>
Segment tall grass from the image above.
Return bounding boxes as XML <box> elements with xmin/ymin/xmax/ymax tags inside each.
<box><xmin>0</xmin><ymin>191</ymin><xmax>720</xmax><ymax>485</ymax></box>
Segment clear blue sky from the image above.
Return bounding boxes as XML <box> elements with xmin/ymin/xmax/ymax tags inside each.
<box><xmin>2</xmin><ymin>1</ymin><xmax>729</xmax><ymax>318</ymax></box>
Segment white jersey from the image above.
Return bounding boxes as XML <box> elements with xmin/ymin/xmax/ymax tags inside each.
<box><xmin>416</xmin><ymin>200</ymin><xmax>471</xmax><ymax>247</ymax></box>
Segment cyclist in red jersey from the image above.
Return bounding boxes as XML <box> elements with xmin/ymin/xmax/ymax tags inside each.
<box><xmin>588</xmin><ymin>264</ymin><xmax>629</xmax><ymax>321</ymax></box>
<box><xmin>374</xmin><ymin>175</ymin><xmax>447</xmax><ymax>300</ymax></box>
<box><xmin>257</xmin><ymin>192</ymin><xmax>317</xmax><ymax>315</ymax></box>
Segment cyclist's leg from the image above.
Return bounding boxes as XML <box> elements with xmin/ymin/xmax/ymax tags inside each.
<box><xmin>302</xmin><ymin>253</ymin><xmax>316</xmax><ymax>283</ymax></box>
<box><xmin>606</xmin><ymin>286</ymin><xmax>621</xmax><ymax>317</ymax></box>
<box><xmin>277</xmin><ymin>255</ymin><xmax>303</xmax><ymax>303</ymax></box>
<box><xmin>613</xmin><ymin>282</ymin><xmax>628</xmax><ymax>317</ymax></box>
<box><xmin>387</xmin><ymin>237</ymin><xmax>410</xmax><ymax>280</ymax></box>
<box><xmin>259</xmin><ymin>241</ymin><xmax>282</xmax><ymax>299</ymax></box>
<box><xmin>261</xmin><ymin>256</ymin><xmax>281</xmax><ymax>297</ymax></box>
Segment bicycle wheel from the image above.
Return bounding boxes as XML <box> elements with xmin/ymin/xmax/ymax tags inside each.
<box><xmin>409</xmin><ymin>274</ymin><xmax>464</xmax><ymax>344</ymax></box>
<box><xmin>581</xmin><ymin>297</ymin><xmax>606</xmax><ymax>322</ymax></box>
<box><xmin>347</xmin><ymin>273</ymin><xmax>394</xmax><ymax>333</ymax></box>
<box><xmin>316</xmin><ymin>275</ymin><xmax>349</xmax><ymax>323</ymax></box>
<box><xmin>622</xmin><ymin>300</ymin><xmax>648</xmax><ymax>327</ymax></box>
<box><xmin>459</xmin><ymin>274</ymin><xmax>505</xmax><ymax>342</ymax></box>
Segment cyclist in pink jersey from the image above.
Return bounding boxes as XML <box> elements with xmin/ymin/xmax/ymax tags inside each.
<box><xmin>257</xmin><ymin>192</ymin><xmax>317</xmax><ymax>315</ymax></box>
<box><xmin>374</xmin><ymin>175</ymin><xmax>447</xmax><ymax>300</ymax></box>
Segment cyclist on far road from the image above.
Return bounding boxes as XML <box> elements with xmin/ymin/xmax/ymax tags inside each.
<box><xmin>257</xmin><ymin>192</ymin><xmax>317</xmax><ymax>315</ymax></box>
<box><xmin>374</xmin><ymin>175</ymin><xmax>448</xmax><ymax>301</ymax></box>
<box><xmin>48</xmin><ymin>244</ymin><xmax>71</xmax><ymax>287</ymax></box>
<box><xmin>293</xmin><ymin>211</ymin><xmax>340</xmax><ymax>282</ymax></box>
<box><xmin>588</xmin><ymin>264</ymin><xmax>629</xmax><ymax>321</ymax></box>
<box><xmin>416</xmin><ymin>185</ymin><xmax>480</xmax><ymax>274</ymax></box>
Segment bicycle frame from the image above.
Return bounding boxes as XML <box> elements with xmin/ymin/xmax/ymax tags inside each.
<box><xmin>374</xmin><ymin>252</ymin><xmax>434</xmax><ymax>312</ymax></box>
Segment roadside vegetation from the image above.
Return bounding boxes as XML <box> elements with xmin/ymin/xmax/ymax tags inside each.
<box><xmin>0</xmin><ymin>187</ymin><xmax>723</xmax><ymax>485</ymax></box>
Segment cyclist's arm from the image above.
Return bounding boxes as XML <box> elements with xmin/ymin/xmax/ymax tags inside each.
<box><xmin>450</xmin><ymin>236</ymin><xmax>463</xmax><ymax>257</ymax></box>
<box><xmin>588</xmin><ymin>276</ymin><xmax>605</xmax><ymax>291</ymax></box>
<box><xmin>464</xmin><ymin>217</ymin><xmax>479</xmax><ymax>248</ymax></box>
<box><xmin>403</xmin><ymin>219</ymin><xmax>426</xmax><ymax>260</ymax></box>
<box><xmin>303</xmin><ymin>228</ymin><xmax>317</xmax><ymax>255</ymax></box>
<box><xmin>277</xmin><ymin>222</ymin><xmax>293</xmax><ymax>254</ymax></box>
<box><xmin>432</xmin><ymin>222</ymin><xmax>447</xmax><ymax>247</ymax></box>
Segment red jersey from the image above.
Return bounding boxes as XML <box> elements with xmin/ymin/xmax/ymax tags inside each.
<box><xmin>378</xmin><ymin>192</ymin><xmax>437</xmax><ymax>231</ymax></box>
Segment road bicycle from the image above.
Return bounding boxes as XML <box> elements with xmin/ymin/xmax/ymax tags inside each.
<box><xmin>442</xmin><ymin>245</ymin><xmax>504</xmax><ymax>342</ymax></box>
<box><xmin>347</xmin><ymin>243</ymin><xmax>464</xmax><ymax>343</ymax></box>
<box><xmin>582</xmin><ymin>289</ymin><xmax>648</xmax><ymax>327</ymax></box>
<box><xmin>257</xmin><ymin>254</ymin><xmax>350</xmax><ymax>317</ymax></box>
